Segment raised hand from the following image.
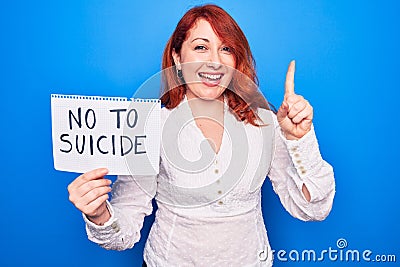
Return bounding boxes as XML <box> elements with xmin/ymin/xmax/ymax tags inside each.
<box><xmin>277</xmin><ymin>60</ymin><xmax>313</xmax><ymax>140</ymax></box>
<box><xmin>67</xmin><ymin>168</ymin><xmax>112</xmax><ymax>225</ymax></box>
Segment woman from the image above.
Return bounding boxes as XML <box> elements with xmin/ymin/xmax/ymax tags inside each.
<box><xmin>67</xmin><ymin>4</ymin><xmax>335</xmax><ymax>266</ymax></box>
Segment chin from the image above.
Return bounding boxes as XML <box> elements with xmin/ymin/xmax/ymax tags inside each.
<box><xmin>189</xmin><ymin>85</ymin><xmax>225</xmax><ymax>101</ymax></box>
<box><xmin>197</xmin><ymin>92</ymin><xmax>224</xmax><ymax>101</ymax></box>
<box><xmin>198</xmin><ymin>96</ymin><xmax>220</xmax><ymax>101</ymax></box>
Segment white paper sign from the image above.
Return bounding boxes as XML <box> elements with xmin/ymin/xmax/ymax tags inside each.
<box><xmin>51</xmin><ymin>94</ymin><xmax>161</xmax><ymax>175</ymax></box>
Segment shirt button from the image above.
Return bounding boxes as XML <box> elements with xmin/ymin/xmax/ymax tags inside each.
<box><xmin>217</xmin><ymin>190</ymin><xmax>222</xmax><ymax>194</ymax></box>
<box><xmin>301</xmin><ymin>170</ymin><xmax>307</xmax><ymax>175</ymax></box>
<box><xmin>299</xmin><ymin>166</ymin><xmax>305</xmax><ymax>170</ymax></box>
<box><xmin>111</xmin><ymin>222</ymin><xmax>120</xmax><ymax>232</ymax></box>
<box><xmin>214</xmin><ymin>169</ymin><xmax>219</xmax><ymax>174</ymax></box>
<box><xmin>218</xmin><ymin>200</ymin><xmax>223</xmax><ymax>205</ymax></box>
<box><xmin>294</xmin><ymin>153</ymin><xmax>300</xmax><ymax>158</ymax></box>
<box><xmin>216</xmin><ymin>179</ymin><xmax>221</xmax><ymax>184</ymax></box>
<box><xmin>296</xmin><ymin>160</ymin><xmax>302</xmax><ymax>164</ymax></box>
<box><xmin>291</xmin><ymin>147</ymin><xmax>298</xmax><ymax>152</ymax></box>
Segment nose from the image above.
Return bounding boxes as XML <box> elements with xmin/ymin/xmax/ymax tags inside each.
<box><xmin>206</xmin><ymin>49</ymin><xmax>222</xmax><ymax>70</ymax></box>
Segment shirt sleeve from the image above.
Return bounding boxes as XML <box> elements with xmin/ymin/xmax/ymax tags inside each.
<box><xmin>82</xmin><ymin>174</ymin><xmax>157</xmax><ymax>250</ymax></box>
<box><xmin>267</xmin><ymin>115</ymin><xmax>335</xmax><ymax>221</ymax></box>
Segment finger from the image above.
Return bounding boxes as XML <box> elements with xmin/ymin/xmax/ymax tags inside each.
<box><xmin>276</xmin><ymin>101</ymin><xmax>289</xmax><ymax>122</ymax></box>
<box><xmin>69</xmin><ymin>168</ymin><xmax>109</xmax><ymax>190</ymax></box>
<box><xmin>82</xmin><ymin>194</ymin><xmax>109</xmax><ymax>217</ymax></box>
<box><xmin>299</xmin><ymin>119</ymin><xmax>313</xmax><ymax>132</ymax></box>
<box><xmin>79</xmin><ymin>185</ymin><xmax>112</xmax><ymax>207</ymax></box>
<box><xmin>291</xmin><ymin>104</ymin><xmax>313</xmax><ymax>124</ymax></box>
<box><xmin>285</xmin><ymin>94</ymin><xmax>304</xmax><ymax>106</ymax></box>
<box><xmin>76</xmin><ymin>178</ymin><xmax>112</xmax><ymax>198</ymax></box>
<box><xmin>285</xmin><ymin>60</ymin><xmax>296</xmax><ymax>97</ymax></box>
<box><xmin>287</xmin><ymin>100</ymin><xmax>307</xmax><ymax>119</ymax></box>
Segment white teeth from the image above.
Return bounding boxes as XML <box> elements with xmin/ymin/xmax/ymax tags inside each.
<box><xmin>199</xmin><ymin>73</ymin><xmax>222</xmax><ymax>80</ymax></box>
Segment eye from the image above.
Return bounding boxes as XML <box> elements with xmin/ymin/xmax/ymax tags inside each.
<box><xmin>221</xmin><ymin>46</ymin><xmax>232</xmax><ymax>53</ymax></box>
<box><xmin>194</xmin><ymin>45</ymin><xmax>207</xmax><ymax>51</ymax></box>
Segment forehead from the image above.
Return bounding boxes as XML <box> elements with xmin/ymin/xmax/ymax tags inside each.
<box><xmin>186</xmin><ymin>19</ymin><xmax>222</xmax><ymax>42</ymax></box>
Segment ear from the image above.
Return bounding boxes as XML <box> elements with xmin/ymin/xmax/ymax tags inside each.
<box><xmin>172</xmin><ymin>49</ymin><xmax>181</xmax><ymax>70</ymax></box>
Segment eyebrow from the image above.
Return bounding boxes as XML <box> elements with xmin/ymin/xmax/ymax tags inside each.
<box><xmin>191</xmin><ymin>37</ymin><xmax>210</xmax><ymax>43</ymax></box>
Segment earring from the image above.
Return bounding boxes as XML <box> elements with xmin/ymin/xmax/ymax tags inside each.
<box><xmin>177</xmin><ymin>69</ymin><xmax>183</xmax><ymax>79</ymax></box>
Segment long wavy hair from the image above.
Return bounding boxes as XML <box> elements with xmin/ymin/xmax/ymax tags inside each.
<box><xmin>160</xmin><ymin>4</ymin><xmax>272</xmax><ymax>126</ymax></box>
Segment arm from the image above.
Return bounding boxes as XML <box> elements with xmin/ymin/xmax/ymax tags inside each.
<box><xmin>267</xmin><ymin>60</ymin><xmax>335</xmax><ymax>221</ymax></box>
<box><xmin>268</xmin><ymin>117</ymin><xmax>335</xmax><ymax>221</ymax></box>
<box><xmin>83</xmin><ymin>174</ymin><xmax>157</xmax><ymax>250</ymax></box>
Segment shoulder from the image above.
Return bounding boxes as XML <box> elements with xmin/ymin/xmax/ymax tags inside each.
<box><xmin>161</xmin><ymin>106</ymin><xmax>171</xmax><ymax>116</ymax></box>
<box><xmin>160</xmin><ymin>105</ymin><xmax>182</xmax><ymax>126</ymax></box>
<box><xmin>160</xmin><ymin>106</ymin><xmax>174</xmax><ymax>120</ymax></box>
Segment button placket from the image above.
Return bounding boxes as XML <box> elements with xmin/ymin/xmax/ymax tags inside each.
<box><xmin>214</xmin><ymin>156</ymin><xmax>223</xmax><ymax>205</ymax></box>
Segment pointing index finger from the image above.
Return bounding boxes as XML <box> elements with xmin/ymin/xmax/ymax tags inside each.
<box><xmin>285</xmin><ymin>60</ymin><xmax>296</xmax><ymax>97</ymax></box>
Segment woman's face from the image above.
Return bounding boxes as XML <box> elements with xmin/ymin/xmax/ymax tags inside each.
<box><xmin>172</xmin><ymin>19</ymin><xmax>236</xmax><ymax>100</ymax></box>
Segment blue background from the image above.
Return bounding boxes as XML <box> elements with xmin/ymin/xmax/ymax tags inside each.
<box><xmin>1</xmin><ymin>0</ymin><xmax>399</xmax><ymax>266</ymax></box>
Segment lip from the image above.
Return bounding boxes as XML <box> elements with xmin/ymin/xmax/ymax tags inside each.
<box><xmin>198</xmin><ymin>72</ymin><xmax>224</xmax><ymax>87</ymax></box>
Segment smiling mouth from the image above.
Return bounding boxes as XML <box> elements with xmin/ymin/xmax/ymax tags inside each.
<box><xmin>198</xmin><ymin>72</ymin><xmax>224</xmax><ymax>81</ymax></box>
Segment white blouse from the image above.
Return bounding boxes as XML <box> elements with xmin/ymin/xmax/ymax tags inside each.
<box><xmin>83</xmin><ymin>97</ymin><xmax>335</xmax><ymax>266</ymax></box>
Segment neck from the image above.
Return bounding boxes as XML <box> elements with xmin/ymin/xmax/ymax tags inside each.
<box><xmin>186</xmin><ymin>91</ymin><xmax>224</xmax><ymax>122</ymax></box>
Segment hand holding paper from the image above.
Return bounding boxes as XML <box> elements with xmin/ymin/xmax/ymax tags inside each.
<box><xmin>67</xmin><ymin>168</ymin><xmax>112</xmax><ymax>225</ymax></box>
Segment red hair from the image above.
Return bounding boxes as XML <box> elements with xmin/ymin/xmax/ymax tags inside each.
<box><xmin>161</xmin><ymin>4</ymin><xmax>272</xmax><ymax>126</ymax></box>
